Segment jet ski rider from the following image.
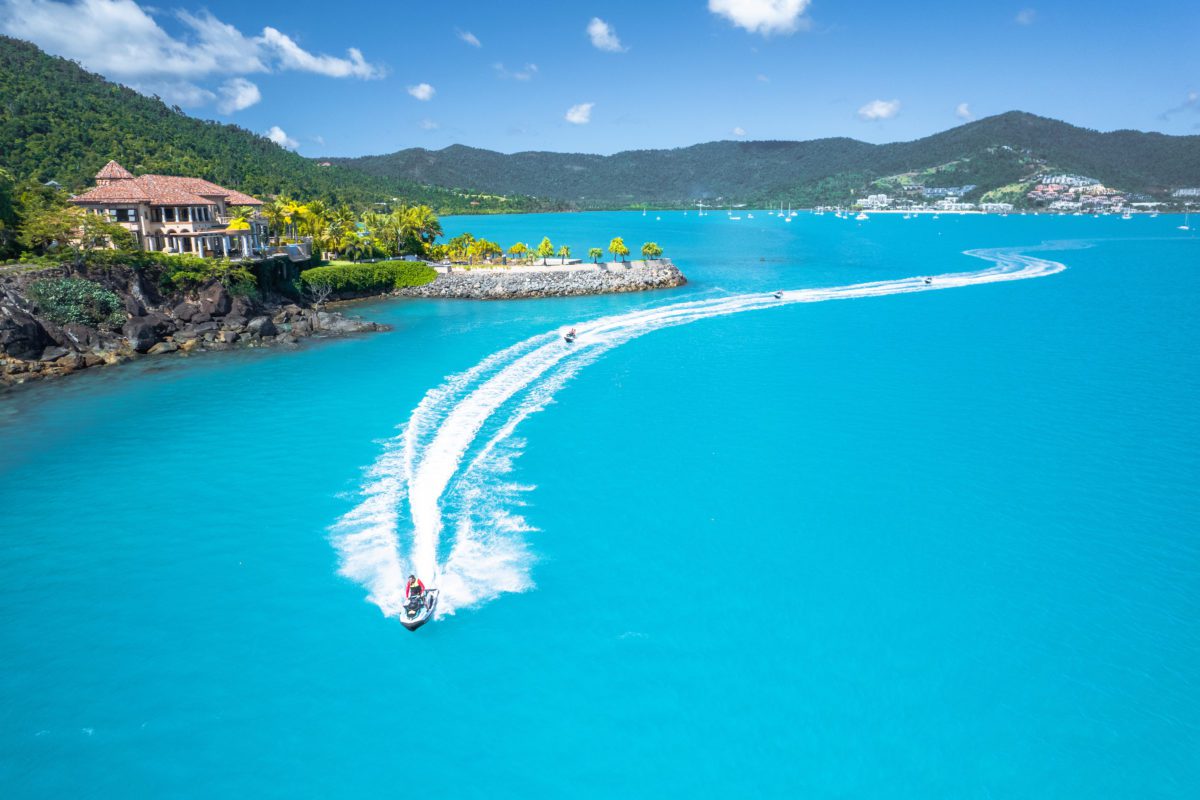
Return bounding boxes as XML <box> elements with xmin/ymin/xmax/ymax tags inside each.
<box><xmin>405</xmin><ymin>574</ymin><xmax>426</xmax><ymax>601</ymax></box>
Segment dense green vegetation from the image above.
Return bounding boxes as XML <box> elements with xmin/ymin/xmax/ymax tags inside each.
<box><xmin>0</xmin><ymin>36</ymin><xmax>559</xmax><ymax>215</ymax></box>
<box><xmin>299</xmin><ymin>262</ymin><xmax>436</xmax><ymax>294</ymax></box>
<box><xmin>329</xmin><ymin>113</ymin><xmax>1200</xmax><ymax>207</ymax></box>
<box><xmin>26</xmin><ymin>277</ymin><xmax>124</xmax><ymax>327</ymax></box>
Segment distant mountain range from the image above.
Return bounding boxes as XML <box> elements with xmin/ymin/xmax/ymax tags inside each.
<box><xmin>326</xmin><ymin>113</ymin><xmax>1200</xmax><ymax>208</ymax></box>
<box><xmin>2</xmin><ymin>36</ymin><xmax>1197</xmax><ymax>212</ymax></box>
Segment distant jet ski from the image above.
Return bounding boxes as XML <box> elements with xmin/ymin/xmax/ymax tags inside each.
<box><xmin>400</xmin><ymin>588</ymin><xmax>438</xmax><ymax>631</ymax></box>
<box><xmin>563</xmin><ymin>327</ymin><xmax>578</xmax><ymax>343</ymax></box>
<box><xmin>772</xmin><ymin>290</ymin><xmax>784</xmax><ymax>299</ymax></box>
<box><xmin>923</xmin><ymin>277</ymin><xmax>933</xmax><ymax>285</ymax></box>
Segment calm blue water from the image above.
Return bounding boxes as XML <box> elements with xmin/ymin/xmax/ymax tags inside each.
<box><xmin>2</xmin><ymin>212</ymin><xmax>1198</xmax><ymax>798</ymax></box>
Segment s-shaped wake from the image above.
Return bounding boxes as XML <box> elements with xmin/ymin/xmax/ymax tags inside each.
<box><xmin>331</xmin><ymin>246</ymin><xmax>1066</xmax><ymax>620</ymax></box>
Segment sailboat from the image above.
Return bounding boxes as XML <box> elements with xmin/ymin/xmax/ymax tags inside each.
<box><xmin>1179</xmin><ymin>208</ymin><xmax>1192</xmax><ymax>231</ymax></box>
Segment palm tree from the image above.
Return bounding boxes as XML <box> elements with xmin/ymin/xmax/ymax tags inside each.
<box><xmin>557</xmin><ymin>244</ymin><xmax>571</xmax><ymax>264</ymax></box>
<box><xmin>589</xmin><ymin>247</ymin><xmax>603</xmax><ymax>263</ymax></box>
<box><xmin>536</xmin><ymin>236</ymin><xmax>554</xmax><ymax>265</ymax></box>
<box><xmin>608</xmin><ymin>236</ymin><xmax>629</xmax><ymax>263</ymax></box>
<box><xmin>508</xmin><ymin>242</ymin><xmax>528</xmax><ymax>263</ymax></box>
<box><xmin>262</xmin><ymin>197</ymin><xmax>291</xmax><ymax>243</ymax></box>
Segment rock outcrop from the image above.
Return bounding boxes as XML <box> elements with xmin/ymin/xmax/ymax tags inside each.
<box><xmin>0</xmin><ymin>263</ymin><xmax>387</xmax><ymax>388</ymax></box>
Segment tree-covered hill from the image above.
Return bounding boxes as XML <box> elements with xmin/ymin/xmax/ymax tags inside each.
<box><xmin>328</xmin><ymin>112</ymin><xmax>1200</xmax><ymax>207</ymax></box>
<box><xmin>0</xmin><ymin>36</ymin><xmax>552</xmax><ymax>213</ymax></box>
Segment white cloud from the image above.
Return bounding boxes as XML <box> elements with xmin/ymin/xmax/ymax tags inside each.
<box><xmin>407</xmin><ymin>83</ymin><xmax>435</xmax><ymax>101</ymax></box>
<box><xmin>0</xmin><ymin>0</ymin><xmax>384</xmax><ymax>111</ymax></box>
<box><xmin>419</xmin><ymin>119</ymin><xmax>439</xmax><ymax>130</ymax></box>
<box><xmin>955</xmin><ymin>102</ymin><xmax>973</xmax><ymax>120</ymax></box>
<box><xmin>756</xmin><ymin>73</ymin><xmax>770</xmax><ymax>83</ymax></box>
<box><xmin>313</xmin><ymin>135</ymin><xmax>325</xmax><ymax>146</ymax></box>
<box><xmin>857</xmin><ymin>98</ymin><xmax>901</xmax><ymax>121</ymax></box>
<box><xmin>216</xmin><ymin>77</ymin><xmax>261</xmax><ymax>113</ymax></box>
<box><xmin>258</xmin><ymin>27</ymin><xmax>382</xmax><ymax>79</ymax></box>
<box><xmin>494</xmin><ymin>62</ymin><xmax>538</xmax><ymax>81</ymax></box>
<box><xmin>565</xmin><ymin>102</ymin><xmax>594</xmax><ymax>124</ymax></box>
<box><xmin>1015</xmin><ymin>8</ymin><xmax>1036</xmax><ymax>25</ymax></box>
<box><xmin>265</xmin><ymin>125</ymin><xmax>298</xmax><ymax>150</ymax></box>
<box><xmin>708</xmin><ymin>0</ymin><xmax>813</xmax><ymax>36</ymax></box>
<box><xmin>733</xmin><ymin>126</ymin><xmax>747</xmax><ymax>137</ymax></box>
<box><xmin>587</xmin><ymin>17</ymin><xmax>625</xmax><ymax>52</ymax></box>
<box><xmin>457</xmin><ymin>29</ymin><xmax>481</xmax><ymax>47</ymax></box>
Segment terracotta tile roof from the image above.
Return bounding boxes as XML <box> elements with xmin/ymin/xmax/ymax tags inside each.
<box><xmin>95</xmin><ymin>160</ymin><xmax>134</xmax><ymax>180</ymax></box>
<box><xmin>70</xmin><ymin>172</ymin><xmax>262</xmax><ymax>207</ymax></box>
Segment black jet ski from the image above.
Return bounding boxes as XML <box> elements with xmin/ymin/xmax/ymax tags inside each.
<box><xmin>923</xmin><ymin>277</ymin><xmax>933</xmax><ymax>285</ymax></box>
<box><xmin>772</xmin><ymin>291</ymin><xmax>784</xmax><ymax>299</ymax></box>
<box><xmin>563</xmin><ymin>330</ymin><xmax>577</xmax><ymax>343</ymax></box>
<box><xmin>400</xmin><ymin>588</ymin><xmax>438</xmax><ymax>631</ymax></box>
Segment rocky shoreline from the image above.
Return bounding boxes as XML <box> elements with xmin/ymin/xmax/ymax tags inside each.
<box><xmin>1</xmin><ymin>258</ymin><xmax>689</xmax><ymax>389</ymax></box>
<box><xmin>1</xmin><ymin>263</ymin><xmax>385</xmax><ymax>388</ymax></box>
<box><xmin>395</xmin><ymin>259</ymin><xmax>687</xmax><ymax>300</ymax></box>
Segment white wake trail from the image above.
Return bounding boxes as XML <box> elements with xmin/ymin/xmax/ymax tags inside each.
<box><xmin>332</xmin><ymin>246</ymin><xmax>1066</xmax><ymax>620</ymax></box>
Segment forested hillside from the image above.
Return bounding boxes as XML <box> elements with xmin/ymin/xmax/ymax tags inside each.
<box><xmin>0</xmin><ymin>37</ymin><xmax>552</xmax><ymax>213</ymax></box>
<box><xmin>329</xmin><ymin>112</ymin><xmax>1200</xmax><ymax>207</ymax></box>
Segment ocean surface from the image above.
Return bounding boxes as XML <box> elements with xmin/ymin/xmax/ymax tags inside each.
<box><xmin>1</xmin><ymin>211</ymin><xmax>1197</xmax><ymax>798</ymax></box>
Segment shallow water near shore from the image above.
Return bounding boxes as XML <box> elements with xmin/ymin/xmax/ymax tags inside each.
<box><xmin>2</xmin><ymin>212</ymin><xmax>1198</xmax><ymax>797</ymax></box>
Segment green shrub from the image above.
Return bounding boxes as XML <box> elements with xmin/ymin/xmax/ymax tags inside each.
<box><xmin>27</xmin><ymin>277</ymin><xmax>125</xmax><ymax>327</ymax></box>
<box><xmin>299</xmin><ymin>261</ymin><xmax>436</xmax><ymax>294</ymax></box>
<box><xmin>156</xmin><ymin>254</ymin><xmax>256</xmax><ymax>295</ymax></box>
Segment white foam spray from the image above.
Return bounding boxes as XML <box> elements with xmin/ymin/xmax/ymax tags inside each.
<box><xmin>331</xmin><ymin>246</ymin><xmax>1067</xmax><ymax>620</ymax></box>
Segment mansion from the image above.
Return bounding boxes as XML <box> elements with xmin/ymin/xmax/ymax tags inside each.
<box><xmin>69</xmin><ymin>161</ymin><xmax>268</xmax><ymax>259</ymax></box>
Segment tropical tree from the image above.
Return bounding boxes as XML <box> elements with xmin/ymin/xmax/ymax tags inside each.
<box><xmin>468</xmin><ymin>238</ymin><xmax>502</xmax><ymax>264</ymax></box>
<box><xmin>557</xmin><ymin>244</ymin><xmax>571</xmax><ymax>264</ymax></box>
<box><xmin>536</xmin><ymin>236</ymin><xmax>554</xmax><ymax>265</ymax></box>
<box><xmin>447</xmin><ymin>232</ymin><xmax>475</xmax><ymax>262</ymax></box>
<box><xmin>588</xmin><ymin>246</ymin><xmax>603</xmax><ymax>263</ymax></box>
<box><xmin>261</xmin><ymin>197</ymin><xmax>292</xmax><ymax>243</ymax></box>
<box><xmin>508</xmin><ymin>241</ymin><xmax>528</xmax><ymax>263</ymax></box>
<box><xmin>19</xmin><ymin>205</ymin><xmax>135</xmax><ymax>267</ymax></box>
<box><xmin>641</xmin><ymin>241</ymin><xmax>663</xmax><ymax>261</ymax></box>
<box><xmin>608</xmin><ymin>236</ymin><xmax>629</xmax><ymax>263</ymax></box>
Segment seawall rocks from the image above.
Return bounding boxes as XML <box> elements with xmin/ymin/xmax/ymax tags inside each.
<box><xmin>395</xmin><ymin>260</ymin><xmax>687</xmax><ymax>300</ymax></box>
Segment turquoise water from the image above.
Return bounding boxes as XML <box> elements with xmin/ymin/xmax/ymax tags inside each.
<box><xmin>2</xmin><ymin>212</ymin><xmax>1198</xmax><ymax>797</ymax></box>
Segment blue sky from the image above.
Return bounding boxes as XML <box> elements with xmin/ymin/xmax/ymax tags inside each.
<box><xmin>2</xmin><ymin>0</ymin><xmax>1198</xmax><ymax>156</ymax></box>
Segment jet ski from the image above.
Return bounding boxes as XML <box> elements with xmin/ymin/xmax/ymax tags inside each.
<box><xmin>923</xmin><ymin>277</ymin><xmax>933</xmax><ymax>285</ymax></box>
<box><xmin>563</xmin><ymin>329</ymin><xmax>577</xmax><ymax>343</ymax></box>
<box><xmin>772</xmin><ymin>291</ymin><xmax>784</xmax><ymax>299</ymax></box>
<box><xmin>400</xmin><ymin>588</ymin><xmax>438</xmax><ymax>631</ymax></box>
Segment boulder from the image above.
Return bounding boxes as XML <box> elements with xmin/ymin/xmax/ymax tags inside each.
<box><xmin>246</xmin><ymin>316</ymin><xmax>278</xmax><ymax>337</ymax></box>
<box><xmin>191</xmin><ymin>321</ymin><xmax>219</xmax><ymax>334</ymax></box>
<box><xmin>122</xmin><ymin>318</ymin><xmax>161</xmax><ymax>353</ymax></box>
<box><xmin>55</xmin><ymin>352</ymin><xmax>85</xmax><ymax>370</ymax></box>
<box><xmin>229</xmin><ymin>296</ymin><xmax>260</xmax><ymax>321</ymax></box>
<box><xmin>83</xmin><ymin>354</ymin><xmax>106</xmax><ymax>368</ymax></box>
<box><xmin>62</xmin><ymin>323</ymin><xmax>103</xmax><ymax>350</ymax></box>
<box><xmin>0</xmin><ymin>304</ymin><xmax>54</xmax><ymax>359</ymax></box>
<box><xmin>219</xmin><ymin>330</ymin><xmax>238</xmax><ymax>344</ymax></box>
<box><xmin>198</xmin><ymin>283</ymin><xmax>232</xmax><ymax>317</ymax></box>
<box><xmin>39</xmin><ymin>345</ymin><xmax>70</xmax><ymax>361</ymax></box>
<box><xmin>191</xmin><ymin>312</ymin><xmax>213</xmax><ymax>324</ymax></box>
<box><xmin>122</xmin><ymin>294</ymin><xmax>146</xmax><ymax>316</ymax></box>
<box><xmin>172</xmin><ymin>302</ymin><xmax>199</xmax><ymax>322</ymax></box>
<box><xmin>148</xmin><ymin>341</ymin><xmax>179</xmax><ymax>355</ymax></box>
<box><xmin>179</xmin><ymin>338</ymin><xmax>200</xmax><ymax>353</ymax></box>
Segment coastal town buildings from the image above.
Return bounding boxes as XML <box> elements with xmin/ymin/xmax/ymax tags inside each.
<box><xmin>69</xmin><ymin>161</ymin><xmax>266</xmax><ymax>258</ymax></box>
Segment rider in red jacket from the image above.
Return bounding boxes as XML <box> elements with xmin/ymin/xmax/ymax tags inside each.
<box><xmin>405</xmin><ymin>575</ymin><xmax>425</xmax><ymax>599</ymax></box>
